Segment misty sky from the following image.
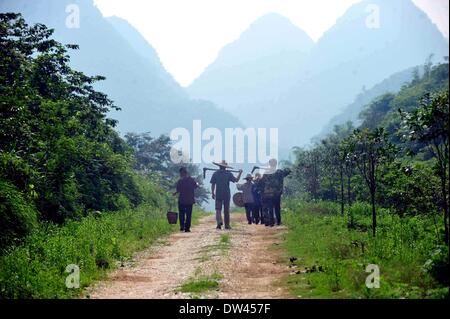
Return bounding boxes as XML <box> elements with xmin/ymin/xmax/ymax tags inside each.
<box><xmin>93</xmin><ymin>0</ymin><xmax>449</xmax><ymax>87</ymax></box>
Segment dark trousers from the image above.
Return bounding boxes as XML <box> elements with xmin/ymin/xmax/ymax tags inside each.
<box><xmin>178</xmin><ymin>203</ymin><xmax>193</xmax><ymax>231</ymax></box>
<box><xmin>253</xmin><ymin>204</ymin><xmax>262</xmax><ymax>224</ymax></box>
<box><xmin>244</xmin><ymin>203</ymin><xmax>254</xmax><ymax>224</ymax></box>
<box><xmin>262</xmin><ymin>197</ymin><xmax>275</xmax><ymax>226</ymax></box>
<box><xmin>273</xmin><ymin>195</ymin><xmax>282</xmax><ymax>225</ymax></box>
<box><xmin>215</xmin><ymin>197</ymin><xmax>231</xmax><ymax>227</ymax></box>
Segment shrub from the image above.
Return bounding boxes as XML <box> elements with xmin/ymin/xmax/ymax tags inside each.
<box><xmin>0</xmin><ymin>179</ymin><xmax>38</xmax><ymax>252</ymax></box>
<box><xmin>283</xmin><ymin>199</ymin><xmax>443</xmax><ymax>298</ymax></box>
<box><xmin>0</xmin><ymin>204</ymin><xmax>176</xmax><ymax>299</ymax></box>
<box><xmin>423</xmin><ymin>245</ymin><xmax>449</xmax><ymax>287</ymax></box>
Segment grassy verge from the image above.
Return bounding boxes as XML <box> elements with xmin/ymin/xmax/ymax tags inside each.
<box><xmin>282</xmin><ymin>200</ymin><xmax>448</xmax><ymax>299</ymax></box>
<box><xmin>0</xmin><ymin>204</ymin><xmax>204</xmax><ymax>299</ymax></box>
<box><xmin>179</xmin><ymin>272</ymin><xmax>223</xmax><ymax>294</ymax></box>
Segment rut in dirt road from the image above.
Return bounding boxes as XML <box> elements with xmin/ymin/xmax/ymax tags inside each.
<box><xmin>87</xmin><ymin>213</ymin><xmax>291</xmax><ymax>299</ymax></box>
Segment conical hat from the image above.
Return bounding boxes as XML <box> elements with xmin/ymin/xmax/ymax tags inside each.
<box><xmin>213</xmin><ymin>160</ymin><xmax>233</xmax><ymax>169</ymax></box>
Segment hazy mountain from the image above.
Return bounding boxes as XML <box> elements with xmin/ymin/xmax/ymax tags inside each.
<box><xmin>189</xmin><ymin>0</ymin><xmax>448</xmax><ymax>148</ymax></box>
<box><xmin>106</xmin><ymin>15</ymin><xmax>183</xmax><ymax>94</ymax></box>
<box><xmin>188</xmin><ymin>13</ymin><xmax>314</xmax><ymax>125</ymax></box>
<box><xmin>275</xmin><ymin>0</ymin><xmax>448</xmax><ymax>147</ymax></box>
<box><xmin>0</xmin><ymin>0</ymin><xmax>241</xmax><ymax>136</ymax></box>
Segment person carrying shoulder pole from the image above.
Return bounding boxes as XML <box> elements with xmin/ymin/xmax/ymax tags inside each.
<box><xmin>210</xmin><ymin>160</ymin><xmax>243</xmax><ymax>230</ymax></box>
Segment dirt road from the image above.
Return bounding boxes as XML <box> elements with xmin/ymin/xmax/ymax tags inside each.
<box><xmin>87</xmin><ymin>213</ymin><xmax>291</xmax><ymax>299</ymax></box>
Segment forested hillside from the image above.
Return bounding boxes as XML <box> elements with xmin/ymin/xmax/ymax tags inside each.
<box><xmin>315</xmin><ymin>65</ymin><xmax>423</xmax><ymax>141</ymax></box>
<box><xmin>283</xmin><ymin>62</ymin><xmax>449</xmax><ymax>298</ymax></box>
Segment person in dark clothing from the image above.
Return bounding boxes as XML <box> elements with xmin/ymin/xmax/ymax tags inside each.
<box><xmin>173</xmin><ymin>167</ymin><xmax>198</xmax><ymax>232</ymax></box>
<box><xmin>237</xmin><ymin>174</ymin><xmax>255</xmax><ymax>224</ymax></box>
<box><xmin>259</xmin><ymin>159</ymin><xmax>291</xmax><ymax>226</ymax></box>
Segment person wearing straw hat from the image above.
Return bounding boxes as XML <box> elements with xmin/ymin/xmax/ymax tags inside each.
<box><xmin>210</xmin><ymin>160</ymin><xmax>243</xmax><ymax>230</ymax></box>
<box><xmin>237</xmin><ymin>174</ymin><xmax>256</xmax><ymax>224</ymax></box>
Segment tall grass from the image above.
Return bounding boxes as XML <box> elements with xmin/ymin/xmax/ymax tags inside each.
<box><xmin>283</xmin><ymin>199</ymin><xmax>447</xmax><ymax>299</ymax></box>
<box><xmin>0</xmin><ymin>204</ymin><xmax>201</xmax><ymax>299</ymax></box>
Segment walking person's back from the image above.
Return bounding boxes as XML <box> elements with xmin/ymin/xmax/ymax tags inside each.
<box><xmin>210</xmin><ymin>160</ymin><xmax>242</xmax><ymax>230</ymax></box>
<box><xmin>174</xmin><ymin>167</ymin><xmax>198</xmax><ymax>232</ymax></box>
<box><xmin>237</xmin><ymin>174</ymin><xmax>255</xmax><ymax>224</ymax></box>
<box><xmin>259</xmin><ymin>159</ymin><xmax>291</xmax><ymax>226</ymax></box>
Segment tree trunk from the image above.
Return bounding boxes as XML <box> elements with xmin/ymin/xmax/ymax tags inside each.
<box><xmin>371</xmin><ymin>189</ymin><xmax>376</xmax><ymax>237</ymax></box>
<box><xmin>340</xmin><ymin>168</ymin><xmax>345</xmax><ymax>216</ymax></box>
<box><xmin>440</xmin><ymin>164</ymin><xmax>449</xmax><ymax>246</ymax></box>
<box><xmin>370</xmin><ymin>159</ymin><xmax>377</xmax><ymax>237</ymax></box>
<box><xmin>347</xmin><ymin>174</ymin><xmax>352</xmax><ymax>207</ymax></box>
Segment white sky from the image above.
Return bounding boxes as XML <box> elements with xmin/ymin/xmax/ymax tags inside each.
<box><xmin>93</xmin><ymin>0</ymin><xmax>449</xmax><ymax>87</ymax></box>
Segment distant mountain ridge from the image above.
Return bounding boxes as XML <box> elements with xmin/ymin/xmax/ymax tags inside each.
<box><xmin>0</xmin><ymin>0</ymin><xmax>241</xmax><ymax>137</ymax></box>
<box><xmin>188</xmin><ymin>0</ymin><xmax>449</xmax><ymax>148</ymax></box>
<box><xmin>203</xmin><ymin>13</ymin><xmax>314</xmax><ymax>71</ymax></box>
<box><xmin>1</xmin><ymin>0</ymin><xmax>448</xmax><ymax>151</ymax></box>
<box><xmin>188</xmin><ymin>13</ymin><xmax>314</xmax><ymax>123</ymax></box>
<box><xmin>106</xmin><ymin>16</ymin><xmax>183</xmax><ymax>92</ymax></box>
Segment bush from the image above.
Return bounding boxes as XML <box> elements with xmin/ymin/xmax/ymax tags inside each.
<box><xmin>0</xmin><ymin>179</ymin><xmax>37</xmax><ymax>252</ymax></box>
<box><xmin>283</xmin><ymin>199</ymin><xmax>443</xmax><ymax>298</ymax></box>
<box><xmin>0</xmin><ymin>203</ymin><xmax>176</xmax><ymax>299</ymax></box>
<box><xmin>423</xmin><ymin>245</ymin><xmax>449</xmax><ymax>287</ymax></box>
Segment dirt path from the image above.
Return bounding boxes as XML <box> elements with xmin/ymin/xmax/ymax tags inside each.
<box><xmin>87</xmin><ymin>213</ymin><xmax>291</xmax><ymax>299</ymax></box>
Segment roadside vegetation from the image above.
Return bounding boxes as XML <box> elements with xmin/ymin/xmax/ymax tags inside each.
<box><xmin>0</xmin><ymin>14</ymin><xmax>206</xmax><ymax>299</ymax></box>
<box><xmin>1</xmin><ymin>203</ymin><xmax>172</xmax><ymax>298</ymax></box>
<box><xmin>283</xmin><ymin>201</ymin><xmax>447</xmax><ymax>298</ymax></box>
<box><xmin>283</xmin><ymin>60</ymin><xmax>449</xmax><ymax>299</ymax></box>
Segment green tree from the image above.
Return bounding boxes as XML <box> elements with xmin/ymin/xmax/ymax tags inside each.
<box><xmin>124</xmin><ymin>133</ymin><xmax>209</xmax><ymax>205</ymax></box>
<box><xmin>347</xmin><ymin>128</ymin><xmax>395</xmax><ymax>236</ymax></box>
<box><xmin>0</xmin><ymin>13</ymin><xmax>142</xmax><ymax>225</ymax></box>
<box><xmin>400</xmin><ymin>91</ymin><xmax>449</xmax><ymax>245</ymax></box>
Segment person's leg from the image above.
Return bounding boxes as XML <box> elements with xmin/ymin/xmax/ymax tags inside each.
<box><xmin>269</xmin><ymin>198</ymin><xmax>275</xmax><ymax>226</ymax></box>
<box><xmin>252</xmin><ymin>204</ymin><xmax>257</xmax><ymax>224</ymax></box>
<box><xmin>185</xmin><ymin>204</ymin><xmax>193</xmax><ymax>232</ymax></box>
<box><xmin>178</xmin><ymin>202</ymin><xmax>185</xmax><ymax>231</ymax></box>
<box><xmin>259</xmin><ymin>204</ymin><xmax>264</xmax><ymax>225</ymax></box>
<box><xmin>224</xmin><ymin>197</ymin><xmax>231</xmax><ymax>229</ymax></box>
<box><xmin>262</xmin><ymin>199</ymin><xmax>270</xmax><ymax>227</ymax></box>
<box><xmin>274</xmin><ymin>195</ymin><xmax>282</xmax><ymax>225</ymax></box>
<box><xmin>256</xmin><ymin>203</ymin><xmax>264</xmax><ymax>224</ymax></box>
<box><xmin>254</xmin><ymin>204</ymin><xmax>260</xmax><ymax>224</ymax></box>
<box><xmin>215</xmin><ymin>199</ymin><xmax>223</xmax><ymax>228</ymax></box>
<box><xmin>244</xmin><ymin>204</ymin><xmax>252</xmax><ymax>224</ymax></box>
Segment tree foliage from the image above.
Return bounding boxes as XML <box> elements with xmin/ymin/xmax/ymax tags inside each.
<box><xmin>285</xmin><ymin>61</ymin><xmax>449</xmax><ymax>242</ymax></box>
<box><xmin>0</xmin><ymin>13</ymin><xmax>172</xmax><ymax>250</ymax></box>
<box><xmin>124</xmin><ymin>132</ymin><xmax>209</xmax><ymax>205</ymax></box>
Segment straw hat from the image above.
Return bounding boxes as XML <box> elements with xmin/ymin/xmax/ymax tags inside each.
<box><xmin>213</xmin><ymin>160</ymin><xmax>233</xmax><ymax>169</ymax></box>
